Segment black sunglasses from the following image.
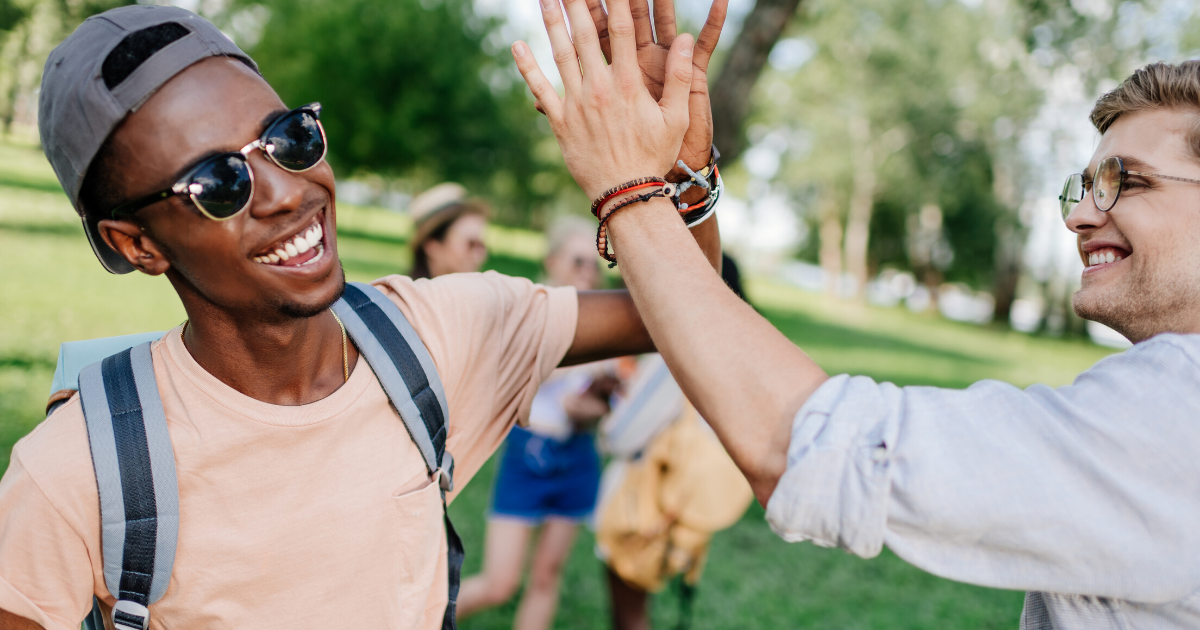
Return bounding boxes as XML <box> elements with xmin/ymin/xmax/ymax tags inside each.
<box><xmin>108</xmin><ymin>103</ymin><xmax>327</xmax><ymax>221</ymax></box>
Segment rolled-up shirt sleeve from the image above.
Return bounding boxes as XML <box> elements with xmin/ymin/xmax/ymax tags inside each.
<box><xmin>765</xmin><ymin>334</ymin><xmax>1200</xmax><ymax>604</ymax></box>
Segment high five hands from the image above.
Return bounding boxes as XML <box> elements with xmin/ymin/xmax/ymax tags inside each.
<box><xmin>513</xmin><ymin>0</ymin><xmax>729</xmax><ymax>202</ymax></box>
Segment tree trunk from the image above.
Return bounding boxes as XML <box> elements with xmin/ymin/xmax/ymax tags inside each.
<box><xmin>842</xmin><ymin>115</ymin><xmax>875</xmax><ymax>299</ymax></box>
<box><xmin>817</xmin><ymin>193</ymin><xmax>843</xmax><ymax>296</ymax></box>
<box><xmin>710</xmin><ymin>0</ymin><xmax>805</xmax><ymax>166</ymax></box>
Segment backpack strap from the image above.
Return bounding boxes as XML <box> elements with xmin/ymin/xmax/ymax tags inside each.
<box><xmin>332</xmin><ymin>281</ymin><xmax>463</xmax><ymax>629</ymax></box>
<box><xmin>78</xmin><ymin>342</ymin><xmax>179</xmax><ymax>630</ymax></box>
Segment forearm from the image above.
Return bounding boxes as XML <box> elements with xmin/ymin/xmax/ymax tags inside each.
<box><xmin>562</xmin><ymin>217</ymin><xmax>721</xmax><ymax>366</ymax></box>
<box><xmin>607</xmin><ymin>198</ymin><xmax>828</xmax><ymax>503</ymax></box>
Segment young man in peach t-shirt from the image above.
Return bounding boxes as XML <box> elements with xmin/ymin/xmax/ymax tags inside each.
<box><xmin>0</xmin><ymin>4</ymin><xmax>725</xmax><ymax>629</ymax></box>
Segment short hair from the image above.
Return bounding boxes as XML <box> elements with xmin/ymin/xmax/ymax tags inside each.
<box><xmin>1091</xmin><ymin>61</ymin><xmax>1200</xmax><ymax>161</ymax></box>
<box><xmin>544</xmin><ymin>216</ymin><xmax>594</xmax><ymax>258</ymax></box>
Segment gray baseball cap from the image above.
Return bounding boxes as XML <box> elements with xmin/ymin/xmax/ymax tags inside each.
<box><xmin>38</xmin><ymin>4</ymin><xmax>258</xmax><ymax>274</ymax></box>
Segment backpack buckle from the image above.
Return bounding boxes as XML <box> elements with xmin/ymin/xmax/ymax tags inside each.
<box><xmin>434</xmin><ymin>466</ymin><xmax>453</xmax><ymax>492</ymax></box>
<box><xmin>112</xmin><ymin>599</ymin><xmax>149</xmax><ymax>630</ymax></box>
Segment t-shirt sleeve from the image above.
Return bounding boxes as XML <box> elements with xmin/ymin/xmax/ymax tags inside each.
<box><xmin>0</xmin><ymin>405</ymin><xmax>98</xmax><ymax>630</ymax></box>
<box><xmin>371</xmin><ymin>272</ymin><xmax>578</xmax><ymax>499</ymax></box>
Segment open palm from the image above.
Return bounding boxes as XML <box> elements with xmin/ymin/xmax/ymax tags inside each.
<box><xmin>585</xmin><ymin>0</ymin><xmax>728</xmax><ymax>184</ymax></box>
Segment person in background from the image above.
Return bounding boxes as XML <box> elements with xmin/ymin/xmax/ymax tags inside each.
<box><xmin>595</xmin><ymin>253</ymin><xmax>753</xmax><ymax>630</ymax></box>
<box><xmin>409</xmin><ymin>182</ymin><xmax>489</xmax><ymax>279</ymax></box>
<box><xmin>457</xmin><ymin>217</ymin><xmax>619</xmax><ymax>630</ymax></box>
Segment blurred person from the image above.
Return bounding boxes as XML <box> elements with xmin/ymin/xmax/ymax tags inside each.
<box><xmin>595</xmin><ymin>254</ymin><xmax>752</xmax><ymax>630</ymax></box>
<box><xmin>409</xmin><ymin>182</ymin><xmax>489</xmax><ymax>279</ymax></box>
<box><xmin>457</xmin><ymin>218</ymin><xmax>614</xmax><ymax>630</ymax></box>
<box><xmin>517</xmin><ymin>0</ymin><xmax>1200</xmax><ymax>627</ymax></box>
<box><xmin>0</xmin><ymin>3</ymin><xmax>726</xmax><ymax>629</ymax></box>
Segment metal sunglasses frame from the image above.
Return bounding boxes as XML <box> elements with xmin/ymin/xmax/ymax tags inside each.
<box><xmin>108</xmin><ymin>103</ymin><xmax>327</xmax><ymax>221</ymax></box>
<box><xmin>1059</xmin><ymin>155</ymin><xmax>1200</xmax><ymax>221</ymax></box>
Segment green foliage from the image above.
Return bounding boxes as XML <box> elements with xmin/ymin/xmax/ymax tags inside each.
<box><xmin>759</xmin><ymin>0</ymin><xmax>1042</xmax><ymax>289</ymax></box>
<box><xmin>240</xmin><ymin>0</ymin><xmax>545</xmax><ymax>224</ymax></box>
<box><xmin>0</xmin><ymin>0</ymin><xmax>27</xmax><ymax>34</ymax></box>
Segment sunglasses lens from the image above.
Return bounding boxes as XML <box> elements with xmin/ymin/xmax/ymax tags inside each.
<box><xmin>1094</xmin><ymin>156</ymin><xmax>1121</xmax><ymax>211</ymax></box>
<box><xmin>190</xmin><ymin>155</ymin><xmax>253</xmax><ymax>219</ymax></box>
<box><xmin>264</xmin><ymin>107</ymin><xmax>326</xmax><ymax>171</ymax></box>
<box><xmin>1060</xmin><ymin>173</ymin><xmax>1084</xmax><ymax>221</ymax></box>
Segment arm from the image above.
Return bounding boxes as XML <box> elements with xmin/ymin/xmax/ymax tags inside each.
<box><xmin>0</xmin><ymin>610</ymin><xmax>43</xmax><ymax>630</ymax></box>
<box><xmin>516</xmin><ymin>0</ymin><xmax>821</xmax><ymax>504</ymax></box>
<box><xmin>561</xmin><ymin>216</ymin><xmax>720</xmax><ymax>366</ymax></box>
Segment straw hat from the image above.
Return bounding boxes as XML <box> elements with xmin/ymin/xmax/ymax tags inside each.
<box><xmin>409</xmin><ymin>183</ymin><xmax>490</xmax><ymax>248</ymax></box>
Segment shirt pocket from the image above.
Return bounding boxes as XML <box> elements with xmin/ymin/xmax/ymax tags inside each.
<box><xmin>391</xmin><ymin>478</ymin><xmax>447</xmax><ymax>630</ymax></box>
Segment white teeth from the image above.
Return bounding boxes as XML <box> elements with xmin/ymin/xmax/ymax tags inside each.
<box><xmin>1115</xmin><ymin>255</ymin><xmax>1123</xmax><ymax>262</ymax></box>
<box><xmin>294</xmin><ymin>235</ymin><xmax>311</xmax><ymax>254</ymax></box>
<box><xmin>276</xmin><ymin>248</ymin><xmax>291</xmax><ymax>261</ymax></box>
<box><xmin>305</xmin><ymin>227</ymin><xmax>321</xmax><ymax>248</ymax></box>
<box><xmin>1105</xmin><ymin>251</ymin><xmax>1115</xmax><ymax>263</ymax></box>
<box><xmin>284</xmin><ymin>242</ymin><xmax>299</xmax><ymax>257</ymax></box>
<box><xmin>1089</xmin><ymin>253</ymin><xmax>1097</xmax><ymax>265</ymax></box>
<box><xmin>269</xmin><ymin>253</ymin><xmax>280</xmax><ymax>263</ymax></box>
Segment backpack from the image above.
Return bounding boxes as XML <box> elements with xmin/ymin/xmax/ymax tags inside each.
<box><xmin>50</xmin><ymin>282</ymin><xmax>462</xmax><ymax>630</ymax></box>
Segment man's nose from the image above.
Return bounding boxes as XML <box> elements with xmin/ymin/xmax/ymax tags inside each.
<box><xmin>1064</xmin><ymin>189</ymin><xmax>1109</xmax><ymax>234</ymax></box>
<box><xmin>246</xmin><ymin>150</ymin><xmax>306</xmax><ymax>219</ymax></box>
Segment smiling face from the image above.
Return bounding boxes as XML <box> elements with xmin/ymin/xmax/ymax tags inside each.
<box><xmin>96</xmin><ymin>57</ymin><xmax>343</xmax><ymax>320</ymax></box>
<box><xmin>1067</xmin><ymin>108</ymin><xmax>1200</xmax><ymax>342</ymax></box>
<box><xmin>421</xmin><ymin>213</ymin><xmax>488</xmax><ymax>278</ymax></box>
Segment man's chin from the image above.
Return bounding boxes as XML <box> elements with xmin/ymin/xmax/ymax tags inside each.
<box><xmin>275</xmin><ymin>264</ymin><xmax>346</xmax><ymax>319</ymax></box>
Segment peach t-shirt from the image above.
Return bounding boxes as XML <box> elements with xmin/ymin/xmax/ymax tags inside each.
<box><xmin>0</xmin><ymin>272</ymin><xmax>577</xmax><ymax>630</ymax></box>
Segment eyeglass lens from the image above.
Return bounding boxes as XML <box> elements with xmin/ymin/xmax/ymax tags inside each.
<box><xmin>1094</xmin><ymin>156</ymin><xmax>1122</xmax><ymax>212</ymax></box>
<box><xmin>190</xmin><ymin>155</ymin><xmax>253</xmax><ymax>219</ymax></box>
<box><xmin>189</xmin><ymin>106</ymin><xmax>325</xmax><ymax>219</ymax></box>
<box><xmin>1060</xmin><ymin>173</ymin><xmax>1084</xmax><ymax>221</ymax></box>
<box><xmin>264</xmin><ymin>108</ymin><xmax>326</xmax><ymax>171</ymax></box>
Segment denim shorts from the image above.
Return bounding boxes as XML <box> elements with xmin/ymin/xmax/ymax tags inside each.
<box><xmin>490</xmin><ymin>426</ymin><xmax>601</xmax><ymax>523</ymax></box>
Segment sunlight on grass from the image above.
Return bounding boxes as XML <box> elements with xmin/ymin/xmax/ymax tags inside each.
<box><xmin>0</xmin><ymin>140</ymin><xmax>1113</xmax><ymax>629</ymax></box>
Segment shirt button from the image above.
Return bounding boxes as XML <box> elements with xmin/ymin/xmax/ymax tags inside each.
<box><xmin>870</xmin><ymin>446</ymin><xmax>888</xmax><ymax>463</ymax></box>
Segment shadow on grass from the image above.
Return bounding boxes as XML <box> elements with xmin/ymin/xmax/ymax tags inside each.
<box><xmin>0</xmin><ymin>221</ymin><xmax>84</xmax><ymax>237</ymax></box>
<box><xmin>761</xmin><ymin>305</ymin><xmax>1000</xmax><ymax>368</ymax></box>
<box><xmin>0</xmin><ymin>174</ymin><xmax>63</xmax><ymax>194</ymax></box>
<box><xmin>0</xmin><ymin>354</ymin><xmax>56</xmax><ymax>371</ymax></box>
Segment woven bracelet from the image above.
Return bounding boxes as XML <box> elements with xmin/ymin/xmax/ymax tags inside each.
<box><xmin>591</xmin><ymin>177</ymin><xmax>666</xmax><ymax>218</ymax></box>
<box><xmin>595</xmin><ymin>183</ymin><xmax>676</xmax><ymax>266</ymax></box>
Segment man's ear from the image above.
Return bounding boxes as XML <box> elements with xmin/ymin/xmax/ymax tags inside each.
<box><xmin>98</xmin><ymin>218</ymin><xmax>171</xmax><ymax>275</ymax></box>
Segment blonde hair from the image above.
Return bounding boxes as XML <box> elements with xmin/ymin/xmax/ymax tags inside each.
<box><xmin>544</xmin><ymin>216</ymin><xmax>595</xmax><ymax>258</ymax></box>
<box><xmin>1091</xmin><ymin>61</ymin><xmax>1200</xmax><ymax>159</ymax></box>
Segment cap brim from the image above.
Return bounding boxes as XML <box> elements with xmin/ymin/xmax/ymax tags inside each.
<box><xmin>83</xmin><ymin>212</ymin><xmax>135</xmax><ymax>274</ymax></box>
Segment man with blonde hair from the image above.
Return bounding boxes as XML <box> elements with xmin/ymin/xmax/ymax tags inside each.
<box><xmin>515</xmin><ymin>0</ymin><xmax>1200</xmax><ymax>624</ymax></box>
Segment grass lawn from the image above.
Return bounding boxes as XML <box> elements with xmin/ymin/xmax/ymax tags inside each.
<box><xmin>0</xmin><ymin>141</ymin><xmax>1115</xmax><ymax>629</ymax></box>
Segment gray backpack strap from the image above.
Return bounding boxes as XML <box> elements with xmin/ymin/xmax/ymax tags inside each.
<box><xmin>331</xmin><ymin>282</ymin><xmax>453</xmax><ymax>485</ymax></box>
<box><xmin>332</xmin><ymin>281</ymin><xmax>462</xmax><ymax>629</ymax></box>
<box><xmin>78</xmin><ymin>342</ymin><xmax>179</xmax><ymax>630</ymax></box>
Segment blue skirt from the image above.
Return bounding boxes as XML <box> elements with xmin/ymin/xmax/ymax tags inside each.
<box><xmin>490</xmin><ymin>426</ymin><xmax>601</xmax><ymax>522</ymax></box>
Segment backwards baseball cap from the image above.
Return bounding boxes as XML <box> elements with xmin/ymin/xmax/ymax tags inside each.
<box><xmin>38</xmin><ymin>4</ymin><xmax>258</xmax><ymax>274</ymax></box>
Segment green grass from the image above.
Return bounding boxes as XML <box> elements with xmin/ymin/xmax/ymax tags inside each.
<box><xmin>0</xmin><ymin>141</ymin><xmax>1115</xmax><ymax>629</ymax></box>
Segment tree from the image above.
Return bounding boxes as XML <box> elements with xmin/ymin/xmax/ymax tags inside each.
<box><xmin>710</xmin><ymin>0</ymin><xmax>805</xmax><ymax>166</ymax></box>
<box><xmin>232</xmin><ymin>0</ymin><xmax>546</xmax><ymax>224</ymax></box>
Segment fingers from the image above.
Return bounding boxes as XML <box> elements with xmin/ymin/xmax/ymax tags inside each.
<box><xmin>629</xmin><ymin>0</ymin><xmax>654</xmax><ymax>47</ymax></box>
<box><xmin>583</xmin><ymin>0</ymin><xmax>612</xmax><ymax>63</ymax></box>
<box><xmin>563</xmin><ymin>0</ymin><xmax>608</xmax><ymax>76</ymax></box>
<box><xmin>513</xmin><ymin>42</ymin><xmax>563</xmax><ymax>121</ymax></box>
<box><xmin>604</xmin><ymin>0</ymin><xmax>639</xmax><ymax>71</ymax></box>
<box><xmin>653</xmin><ymin>0</ymin><xmax>678</xmax><ymax>46</ymax></box>
<box><xmin>541</xmin><ymin>0</ymin><xmax>581</xmax><ymax>91</ymax></box>
<box><xmin>659</xmin><ymin>34</ymin><xmax>694</xmax><ymax>122</ymax></box>
<box><xmin>693</xmin><ymin>0</ymin><xmax>729</xmax><ymax>71</ymax></box>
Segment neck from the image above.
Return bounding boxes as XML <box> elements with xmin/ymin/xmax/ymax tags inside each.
<box><xmin>177</xmin><ymin>299</ymin><xmax>359</xmax><ymax>406</ymax></box>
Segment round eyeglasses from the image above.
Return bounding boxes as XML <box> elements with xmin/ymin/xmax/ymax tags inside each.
<box><xmin>1059</xmin><ymin>155</ymin><xmax>1200</xmax><ymax>221</ymax></box>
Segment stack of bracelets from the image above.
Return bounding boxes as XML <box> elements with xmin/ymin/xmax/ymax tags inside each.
<box><xmin>591</xmin><ymin>146</ymin><xmax>722</xmax><ymax>266</ymax></box>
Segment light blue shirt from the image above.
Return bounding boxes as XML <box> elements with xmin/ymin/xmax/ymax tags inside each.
<box><xmin>765</xmin><ymin>333</ymin><xmax>1200</xmax><ymax>629</ymax></box>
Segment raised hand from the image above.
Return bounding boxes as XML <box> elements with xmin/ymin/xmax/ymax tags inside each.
<box><xmin>512</xmin><ymin>0</ymin><xmax>695</xmax><ymax>202</ymax></box>
<box><xmin>585</xmin><ymin>0</ymin><xmax>728</xmax><ymax>184</ymax></box>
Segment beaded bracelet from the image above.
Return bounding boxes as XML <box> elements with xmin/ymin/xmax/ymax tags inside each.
<box><xmin>595</xmin><ymin>181</ymin><xmax>677</xmax><ymax>265</ymax></box>
<box><xmin>591</xmin><ymin>177</ymin><xmax>667</xmax><ymax>218</ymax></box>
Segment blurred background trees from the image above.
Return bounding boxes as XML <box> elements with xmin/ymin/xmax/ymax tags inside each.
<box><xmin>1</xmin><ymin>0</ymin><xmax>1198</xmax><ymax>337</ymax></box>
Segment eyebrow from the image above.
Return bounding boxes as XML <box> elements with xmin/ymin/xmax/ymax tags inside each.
<box><xmin>1083</xmin><ymin>155</ymin><xmax>1157</xmax><ymax>179</ymax></box>
<box><xmin>162</xmin><ymin>109</ymin><xmax>290</xmax><ymax>184</ymax></box>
